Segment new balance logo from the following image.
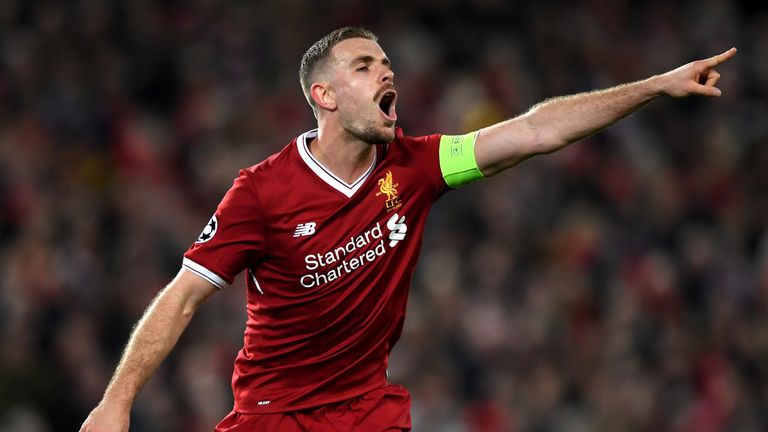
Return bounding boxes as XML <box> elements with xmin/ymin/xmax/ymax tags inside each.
<box><xmin>293</xmin><ymin>222</ymin><xmax>317</xmax><ymax>237</ymax></box>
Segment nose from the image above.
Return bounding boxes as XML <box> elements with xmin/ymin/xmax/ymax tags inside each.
<box><xmin>381</xmin><ymin>67</ymin><xmax>394</xmax><ymax>84</ymax></box>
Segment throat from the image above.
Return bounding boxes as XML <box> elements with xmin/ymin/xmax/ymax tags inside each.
<box><xmin>307</xmin><ymin>137</ymin><xmax>377</xmax><ymax>185</ymax></box>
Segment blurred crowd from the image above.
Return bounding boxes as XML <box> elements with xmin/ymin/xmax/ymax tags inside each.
<box><xmin>0</xmin><ymin>0</ymin><xmax>766</xmax><ymax>431</ymax></box>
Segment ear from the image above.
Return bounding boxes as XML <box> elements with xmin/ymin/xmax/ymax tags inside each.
<box><xmin>310</xmin><ymin>82</ymin><xmax>337</xmax><ymax>112</ymax></box>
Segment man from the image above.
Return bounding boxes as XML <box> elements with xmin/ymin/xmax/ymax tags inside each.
<box><xmin>80</xmin><ymin>27</ymin><xmax>735</xmax><ymax>431</ymax></box>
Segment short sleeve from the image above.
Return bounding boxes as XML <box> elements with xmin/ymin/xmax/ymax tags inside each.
<box><xmin>183</xmin><ymin>170</ymin><xmax>265</xmax><ymax>289</ymax></box>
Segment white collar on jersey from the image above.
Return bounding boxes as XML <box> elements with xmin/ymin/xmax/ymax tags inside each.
<box><xmin>296</xmin><ymin>129</ymin><xmax>377</xmax><ymax>198</ymax></box>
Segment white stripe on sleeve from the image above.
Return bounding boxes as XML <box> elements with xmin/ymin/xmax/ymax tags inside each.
<box><xmin>182</xmin><ymin>258</ymin><xmax>229</xmax><ymax>290</ymax></box>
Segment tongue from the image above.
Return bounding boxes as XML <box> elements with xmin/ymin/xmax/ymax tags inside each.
<box><xmin>383</xmin><ymin>104</ymin><xmax>396</xmax><ymax>120</ymax></box>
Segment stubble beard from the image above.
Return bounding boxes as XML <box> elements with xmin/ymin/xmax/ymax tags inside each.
<box><xmin>352</xmin><ymin>125</ymin><xmax>394</xmax><ymax>145</ymax></box>
<box><xmin>340</xmin><ymin>113</ymin><xmax>395</xmax><ymax>145</ymax></box>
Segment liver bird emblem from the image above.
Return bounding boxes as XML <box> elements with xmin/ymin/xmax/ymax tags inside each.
<box><xmin>376</xmin><ymin>170</ymin><xmax>399</xmax><ymax>201</ymax></box>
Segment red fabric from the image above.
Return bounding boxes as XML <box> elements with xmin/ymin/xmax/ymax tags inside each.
<box><xmin>214</xmin><ymin>384</ymin><xmax>412</xmax><ymax>431</ymax></box>
<box><xmin>185</xmin><ymin>128</ymin><xmax>446</xmax><ymax>413</ymax></box>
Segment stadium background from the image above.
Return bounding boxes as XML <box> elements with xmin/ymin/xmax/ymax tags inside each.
<box><xmin>1</xmin><ymin>0</ymin><xmax>766</xmax><ymax>431</ymax></box>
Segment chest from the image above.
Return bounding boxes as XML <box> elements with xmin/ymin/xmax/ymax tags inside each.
<box><xmin>260</xmin><ymin>165</ymin><xmax>428</xmax><ymax>274</ymax></box>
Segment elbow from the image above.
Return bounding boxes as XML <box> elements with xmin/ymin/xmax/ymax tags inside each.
<box><xmin>522</xmin><ymin>115</ymin><xmax>567</xmax><ymax>156</ymax></box>
<box><xmin>478</xmin><ymin>112</ymin><xmax>567</xmax><ymax>176</ymax></box>
<box><xmin>180</xmin><ymin>297</ymin><xmax>204</xmax><ymax>320</ymax></box>
<box><xmin>157</xmin><ymin>285</ymin><xmax>202</xmax><ymax>322</ymax></box>
<box><xmin>165</xmin><ymin>270</ymin><xmax>217</xmax><ymax>320</ymax></box>
<box><xmin>181</xmin><ymin>304</ymin><xmax>196</xmax><ymax>320</ymax></box>
<box><xmin>523</xmin><ymin>99</ymin><xmax>573</xmax><ymax>153</ymax></box>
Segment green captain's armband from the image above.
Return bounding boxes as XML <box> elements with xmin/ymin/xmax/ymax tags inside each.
<box><xmin>439</xmin><ymin>132</ymin><xmax>485</xmax><ymax>188</ymax></box>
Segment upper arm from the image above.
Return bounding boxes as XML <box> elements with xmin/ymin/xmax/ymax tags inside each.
<box><xmin>437</xmin><ymin>132</ymin><xmax>485</xmax><ymax>188</ymax></box>
<box><xmin>167</xmin><ymin>268</ymin><xmax>220</xmax><ymax>315</ymax></box>
<box><xmin>183</xmin><ymin>169</ymin><xmax>267</xmax><ymax>289</ymax></box>
<box><xmin>437</xmin><ymin>115</ymin><xmax>543</xmax><ymax>186</ymax></box>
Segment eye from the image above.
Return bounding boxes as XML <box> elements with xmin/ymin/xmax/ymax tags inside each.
<box><xmin>356</xmin><ymin>65</ymin><xmax>369</xmax><ymax>72</ymax></box>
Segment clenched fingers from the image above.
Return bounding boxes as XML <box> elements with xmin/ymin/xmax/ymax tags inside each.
<box><xmin>703</xmin><ymin>70</ymin><xmax>721</xmax><ymax>87</ymax></box>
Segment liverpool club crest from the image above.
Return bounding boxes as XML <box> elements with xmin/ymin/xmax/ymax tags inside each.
<box><xmin>376</xmin><ymin>170</ymin><xmax>402</xmax><ymax>212</ymax></box>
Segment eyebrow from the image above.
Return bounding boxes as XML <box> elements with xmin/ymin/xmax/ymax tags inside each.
<box><xmin>350</xmin><ymin>55</ymin><xmax>391</xmax><ymax>67</ymax></box>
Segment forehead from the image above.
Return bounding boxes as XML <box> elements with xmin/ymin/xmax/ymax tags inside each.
<box><xmin>330</xmin><ymin>38</ymin><xmax>387</xmax><ymax>64</ymax></box>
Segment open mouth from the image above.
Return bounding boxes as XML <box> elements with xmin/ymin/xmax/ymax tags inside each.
<box><xmin>378</xmin><ymin>90</ymin><xmax>397</xmax><ymax>121</ymax></box>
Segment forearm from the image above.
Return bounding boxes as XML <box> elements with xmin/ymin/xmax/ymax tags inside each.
<box><xmin>101</xmin><ymin>284</ymin><xmax>198</xmax><ymax>407</ymax></box>
<box><xmin>523</xmin><ymin>75</ymin><xmax>664</xmax><ymax>152</ymax></box>
<box><xmin>475</xmin><ymin>46</ymin><xmax>736</xmax><ymax>176</ymax></box>
<box><xmin>476</xmin><ymin>75</ymin><xmax>665</xmax><ymax>175</ymax></box>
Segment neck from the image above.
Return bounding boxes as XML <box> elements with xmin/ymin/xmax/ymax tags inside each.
<box><xmin>308</xmin><ymin>124</ymin><xmax>376</xmax><ymax>184</ymax></box>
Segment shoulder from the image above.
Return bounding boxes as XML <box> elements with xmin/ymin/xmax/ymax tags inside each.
<box><xmin>383</xmin><ymin>128</ymin><xmax>447</xmax><ymax>196</ymax></box>
<box><xmin>244</xmin><ymin>142</ymin><xmax>295</xmax><ymax>176</ymax></box>
<box><xmin>392</xmin><ymin>127</ymin><xmax>441</xmax><ymax>148</ymax></box>
<box><xmin>234</xmin><ymin>130</ymin><xmax>320</xmax><ymax>206</ymax></box>
<box><xmin>213</xmin><ymin>135</ymin><xmax>301</xmax><ymax>212</ymax></box>
<box><xmin>239</xmin><ymin>133</ymin><xmax>305</xmax><ymax>185</ymax></box>
<box><xmin>382</xmin><ymin>127</ymin><xmax>441</xmax><ymax>162</ymax></box>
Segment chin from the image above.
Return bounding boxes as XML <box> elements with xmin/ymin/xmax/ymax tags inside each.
<box><xmin>351</xmin><ymin>124</ymin><xmax>395</xmax><ymax>145</ymax></box>
<box><xmin>372</xmin><ymin>127</ymin><xmax>395</xmax><ymax>145</ymax></box>
<box><xmin>378</xmin><ymin>125</ymin><xmax>396</xmax><ymax>143</ymax></box>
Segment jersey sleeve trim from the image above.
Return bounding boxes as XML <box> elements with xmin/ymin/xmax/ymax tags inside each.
<box><xmin>182</xmin><ymin>258</ymin><xmax>228</xmax><ymax>290</ymax></box>
<box><xmin>439</xmin><ymin>132</ymin><xmax>485</xmax><ymax>188</ymax></box>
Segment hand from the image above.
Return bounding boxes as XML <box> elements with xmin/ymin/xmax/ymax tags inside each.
<box><xmin>659</xmin><ymin>47</ymin><xmax>737</xmax><ymax>98</ymax></box>
<box><xmin>79</xmin><ymin>402</ymin><xmax>130</xmax><ymax>432</ymax></box>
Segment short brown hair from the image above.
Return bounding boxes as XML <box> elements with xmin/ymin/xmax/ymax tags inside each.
<box><xmin>299</xmin><ymin>27</ymin><xmax>378</xmax><ymax>113</ymax></box>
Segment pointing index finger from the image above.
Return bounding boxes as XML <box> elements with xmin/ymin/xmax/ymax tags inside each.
<box><xmin>705</xmin><ymin>47</ymin><xmax>737</xmax><ymax>67</ymax></box>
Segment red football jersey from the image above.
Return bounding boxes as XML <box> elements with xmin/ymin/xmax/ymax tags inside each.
<box><xmin>183</xmin><ymin>128</ymin><xmax>448</xmax><ymax>413</ymax></box>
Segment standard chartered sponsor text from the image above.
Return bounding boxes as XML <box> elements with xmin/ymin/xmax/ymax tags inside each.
<box><xmin>300</xmin><ymin>222</ymin><xmax>388</xmax><ymax>288</ymax></box>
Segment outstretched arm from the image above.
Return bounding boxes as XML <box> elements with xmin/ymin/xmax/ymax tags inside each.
<box><xmin>79</xmin><ymin>270</ymin><xmax>219</xmax><ymax>432</ymax></box>
<box><xmin>475</xmin><ymin>48</ymin><xmax>737</xmax><ymax>176</ymax></box>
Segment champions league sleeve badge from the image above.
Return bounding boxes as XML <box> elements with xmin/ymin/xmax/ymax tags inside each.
<box><xmin>196</xmin><ymin>215</ymin><xmax>218</xmax><ymax>243</ymax></box>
